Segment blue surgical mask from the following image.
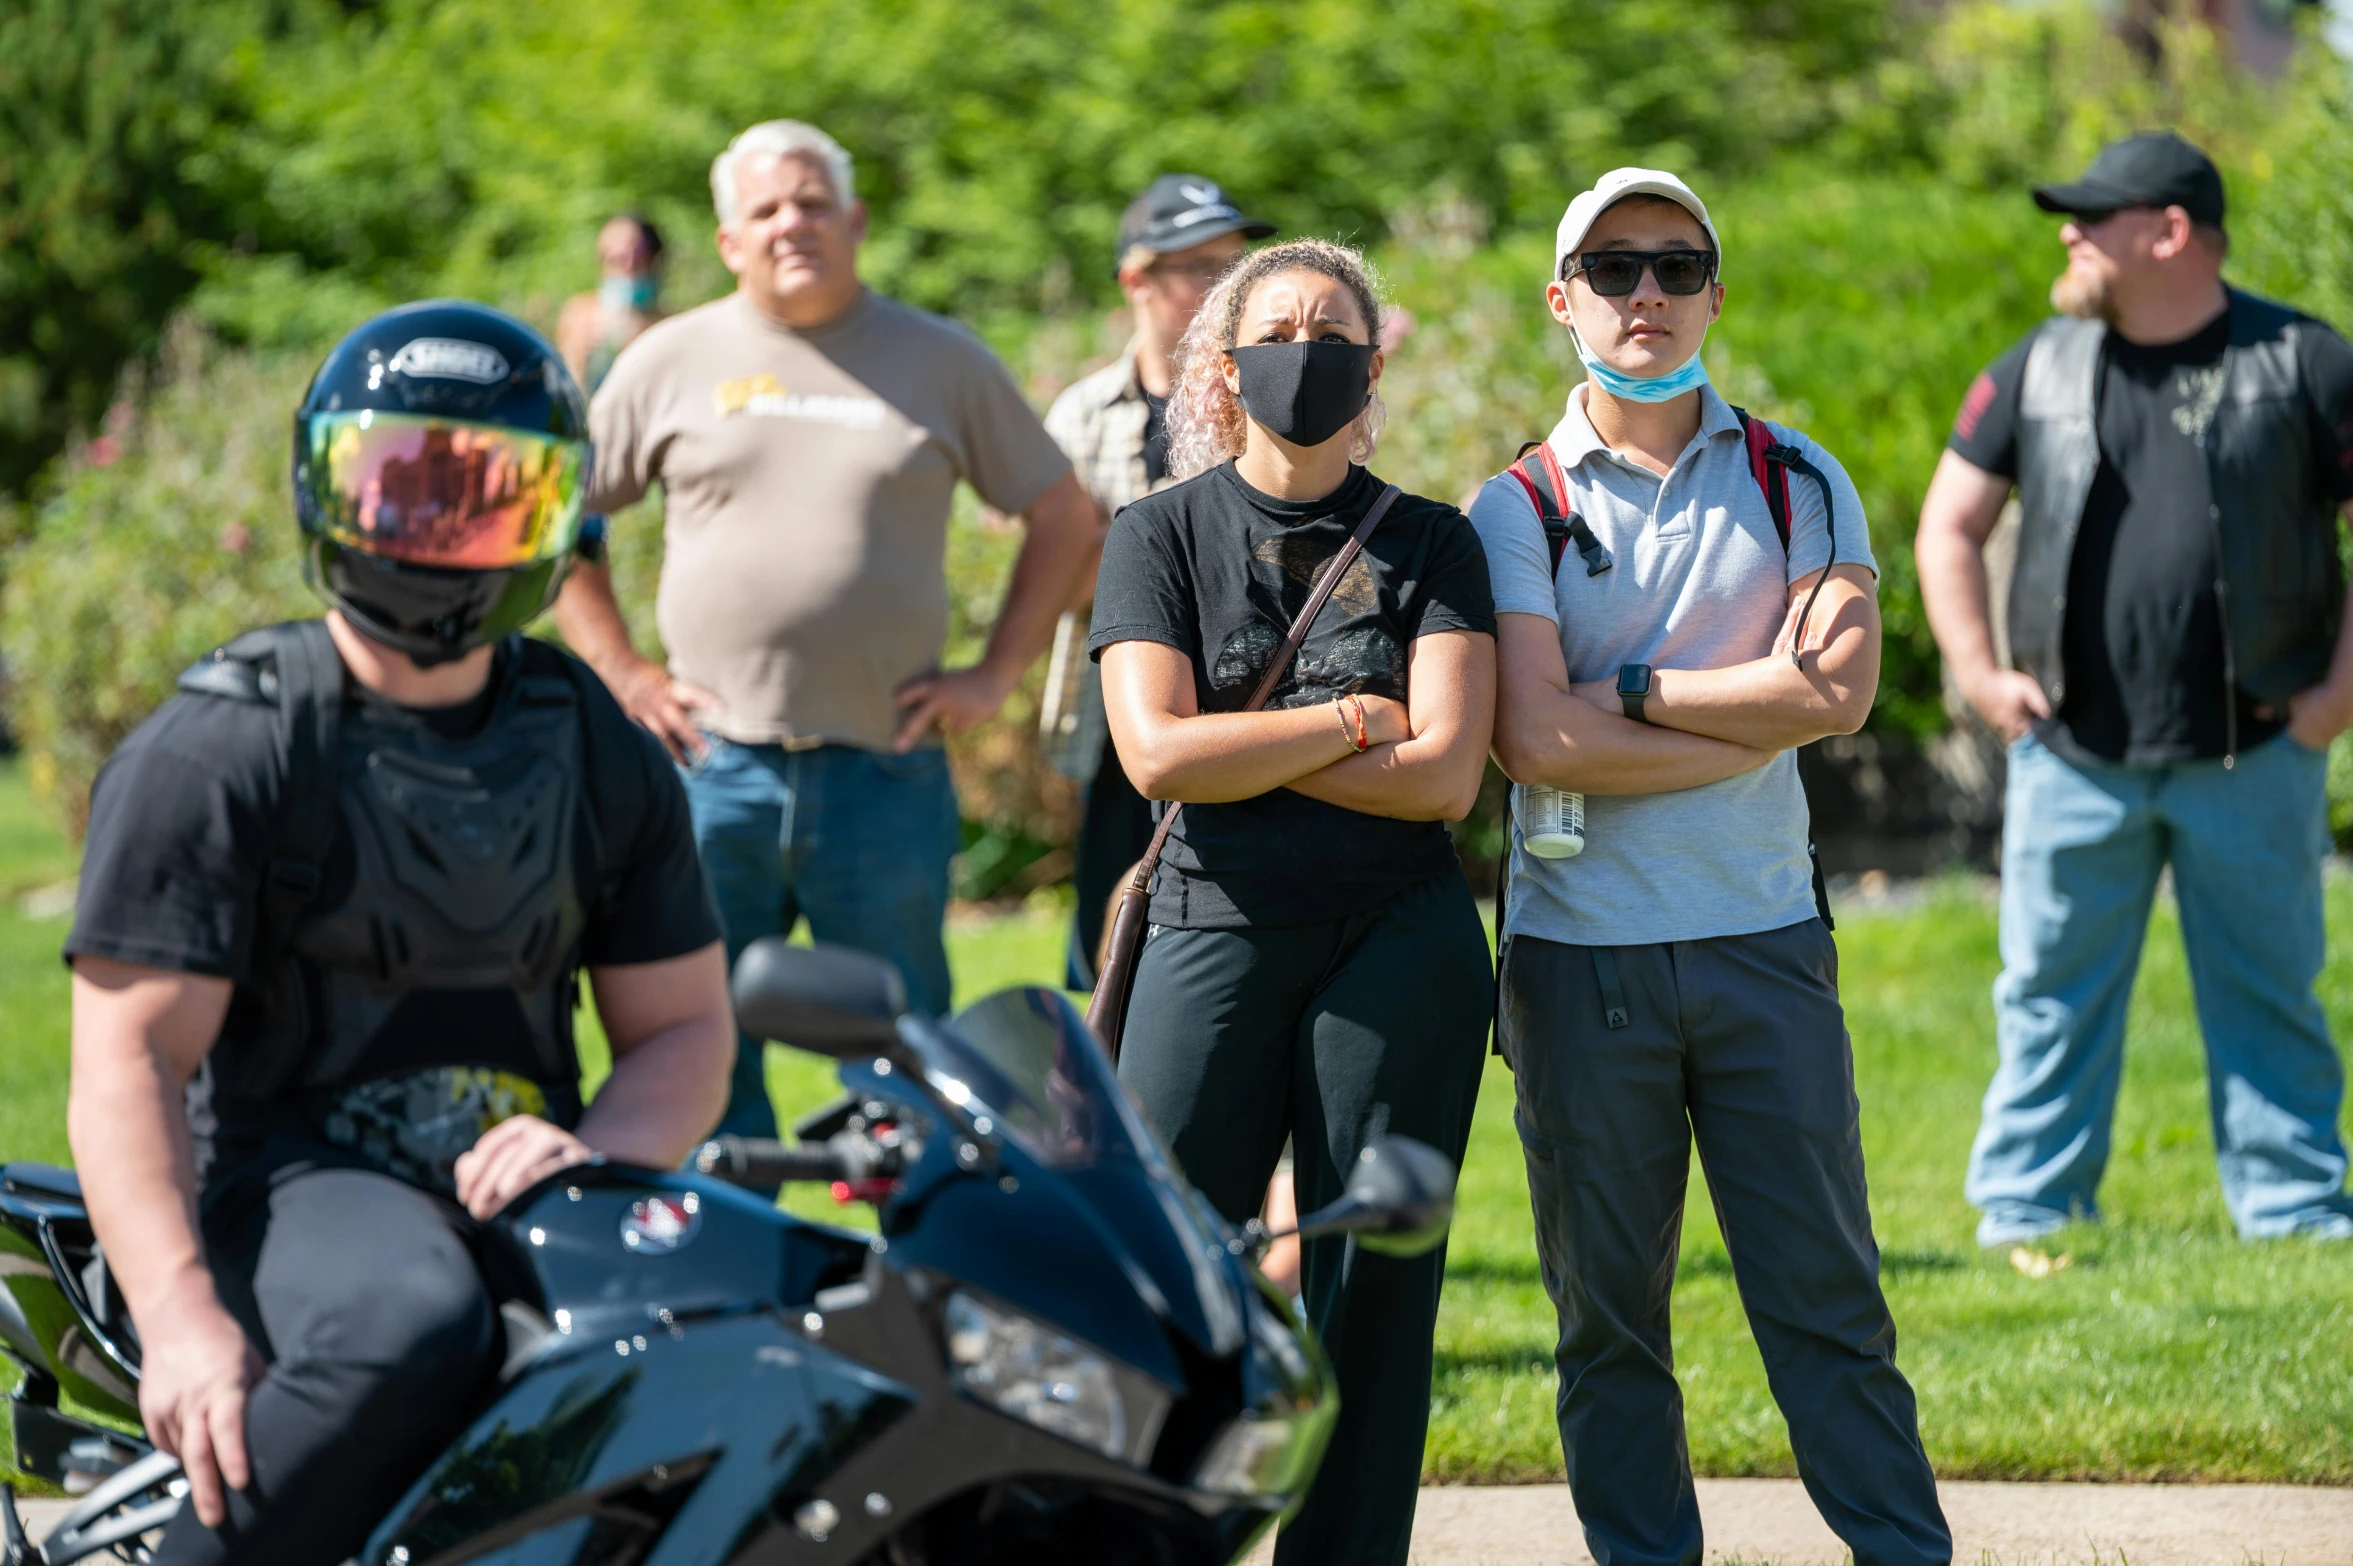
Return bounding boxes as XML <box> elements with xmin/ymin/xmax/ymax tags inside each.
<box><xmin>600</xmin><ymin>273</ymin><xmax>659</xmax><ymax>314</ymax></box>
<box><xmin>1572</xmin><ymin>326</ymin><xmax>1710</xmax><ymax>404</ymax></box>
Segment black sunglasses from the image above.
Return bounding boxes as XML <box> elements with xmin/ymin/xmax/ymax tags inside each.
<box><xmin>1564</xmin><ymin>249</ymin><xmax>1718</xmax><ymax>297</ymax></box>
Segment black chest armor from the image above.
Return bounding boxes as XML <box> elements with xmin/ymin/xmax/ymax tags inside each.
<box><xmin>183</xmin><ymin>622</ymin><xmax>607</xmax><ymax>1119</ymax></box>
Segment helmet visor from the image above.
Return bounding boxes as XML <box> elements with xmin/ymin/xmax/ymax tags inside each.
<box><xmin>301</xmin><ymin>412</ymin><xmax>587</xmax><ymax>569</ymax></box>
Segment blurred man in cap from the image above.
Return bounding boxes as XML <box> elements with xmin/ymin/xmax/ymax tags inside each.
<box><xmin>1918</xmin><ymin>132</ymin><xmax>2353</xmax><ymax>1244</ymax></box>
<box><xmin>1039</xmin><ymin>175</ymin><xmax>1275</xmax><ymax>987</ymax></box>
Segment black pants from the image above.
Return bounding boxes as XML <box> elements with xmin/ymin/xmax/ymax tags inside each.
<box><xmin>155</xmin><ymin>1166</ymin><xmax>500</xmax><ymax>1565</ymax></box>
<box><xmin>1065</xmin><ymin>745</ymin><xmax>1156</xmax><ymax>988</ymax></box>
<box><xmin>1118</xmin><ymin>871</ymin><xmax>1491</xmax><ymax>1566</ymax></box>
<box><xmin>1499</xmin><ymin>922</ymin><xmax>1950</xmax><ymax>1566</ymax></box>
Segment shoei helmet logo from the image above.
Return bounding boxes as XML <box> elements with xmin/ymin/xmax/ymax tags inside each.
<box><xmin>619</xmin><ymin>1192</ymin><xmax>702</xmax><ymax>1253</ymax></box>
<box><xmin>388</xmin><ymin>338</ymin><xmax>511</xmax><ymax>385</ymax></box>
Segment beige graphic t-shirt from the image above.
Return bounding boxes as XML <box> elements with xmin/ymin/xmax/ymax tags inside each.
<box><xmin>588</xmin><ymin>290</ymin><xmax>1071</xmax><ymax>750</ymax></box>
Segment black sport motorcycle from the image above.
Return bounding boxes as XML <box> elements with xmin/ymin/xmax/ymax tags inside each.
<box><xmin>2</xmin><ymin>939</ymin><xmax>1456</xmax><ymax>1565</ymax></box>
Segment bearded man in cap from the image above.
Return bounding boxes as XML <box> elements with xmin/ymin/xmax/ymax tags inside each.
<box><xmin>1918</xmin><ymin>132</ymin><xmax>2353</xmax><ymax>1245</ymax></box>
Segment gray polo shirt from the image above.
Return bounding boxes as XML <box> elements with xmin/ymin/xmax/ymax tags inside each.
<box><xmin>1466</xmin><ymin>383</ymin><xmax>1876</xmax><ymax>947</ymax></box>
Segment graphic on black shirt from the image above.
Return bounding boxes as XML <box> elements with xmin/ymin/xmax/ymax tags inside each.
<box><xmin>1949</xmin><ymin>309</ymin><xmax>2353</xmax><ymax>765</ymax></box>
<box><xmin>1089</xmin><ymin>461</ymin><xmax>1494</xmax><ymax>928</ymax></box>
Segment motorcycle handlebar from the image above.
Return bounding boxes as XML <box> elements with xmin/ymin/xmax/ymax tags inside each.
<box><xmin>692</xmin><ymin>1136</ymin><xmax>849</xmax><ymax>1188</ymax></box>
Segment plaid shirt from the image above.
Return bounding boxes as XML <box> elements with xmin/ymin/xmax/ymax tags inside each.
<box><xmin>1038</xmin><ymin>344</ymin><xmax>1176</xmax><ymax>779</ymax></box>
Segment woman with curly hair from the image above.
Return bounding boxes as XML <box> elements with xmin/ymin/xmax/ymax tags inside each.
<box><xmin>1087</xmin><ymin>238</ymin><xmax>1496</xmax><ymax>1564</ymax></box>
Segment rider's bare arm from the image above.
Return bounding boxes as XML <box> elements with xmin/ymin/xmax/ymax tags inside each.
<box><xmin>66</xmin><ymin>956</ymin><xmax>255</xmax><ymax>1529</ymax></box>
<box><xmin>452</xmin><ymin>940</ymin><xmax>733</xmax><ymax>1218</ymax></box>
<box><xmin>1492</xmin><ymin>612</ymin><xmax>1777</xmax><ymax>796</ymax></box>
<box><xmin>1280</xmin><ymin>629</ymin><xmax>1495</xmax><ymax>822</ymax></box>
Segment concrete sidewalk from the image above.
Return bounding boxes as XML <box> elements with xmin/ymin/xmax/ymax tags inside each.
<box><xmin>22</xmin><ymin>1478</ymin><xmax>2353</xmax><ymax>1563</ymax></box>
<box><xmin>1239</xmin><ymin>1478</ymin><xmax>2353</xmax><ymax>1565</ymax></box>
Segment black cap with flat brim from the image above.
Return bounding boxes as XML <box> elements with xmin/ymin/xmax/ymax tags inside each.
<box><xmin>2032</xmin><ymin>131</ymin><xmax>2225</xmax><ymax>226</ymax></box>
<box><xmin>1114</xmin><ymin>174</ymin><xmax>1277</xmax><ymax>275</ymax></box>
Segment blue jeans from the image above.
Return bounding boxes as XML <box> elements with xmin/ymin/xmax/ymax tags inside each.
<box><xmin>680</xmin><ymin>738</ymin><xmax>960</xmax><ymax>1139</ymax></box>
<box><xmin>1968</xmin><ymin>730</ymin><xmax>2353</xmax><ymax>1243</ymax></box>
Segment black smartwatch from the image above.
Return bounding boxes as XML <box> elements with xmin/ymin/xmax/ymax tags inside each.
<box><xmin>1617</xmin><ymin>663</ymin><xmax>1654</xmax><ymax>724</ymax></box>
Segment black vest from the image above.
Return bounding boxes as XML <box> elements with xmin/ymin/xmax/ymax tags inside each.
<box><xmin>180</xmin><ymin>624</ymin><xmax>617</xmax><ymax>1162</ymax></box>
<box><xmin>2009</xmin><ymin>289</ymin><xmax>2343</xmax><ymax>753</ymax></box>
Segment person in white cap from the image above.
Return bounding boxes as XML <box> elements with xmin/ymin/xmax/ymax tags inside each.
<box><xmin>1465</xmin><ymin>169</ymin><xmax>1952</xmax><ymax>1566</ymax></box>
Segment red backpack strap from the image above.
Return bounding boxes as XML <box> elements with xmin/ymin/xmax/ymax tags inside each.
<box><xmin>1734</xmin><ymin>405</ymin><xmax>1792</xmax><ymax>552</ymax></box>
<box><xmin>1509</xmin><ymin>442</ymin><xmax>1574</xmax><ymax>580</ymax></box>
<box><xmin>1509</xmin><ymin>439</ymin><xmax>1614</xmax><ymax>580</ymax></box>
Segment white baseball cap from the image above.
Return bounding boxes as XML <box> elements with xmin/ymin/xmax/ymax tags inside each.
<box><xmin>1553</xmin><ymin>168</ymin><xmax>1721</xmax><ymax>281</ymax></box>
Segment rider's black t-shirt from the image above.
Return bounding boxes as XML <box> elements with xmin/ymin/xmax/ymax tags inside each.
<box><xmin>66</xmin><ymin>637</ymin><xmax>721</xmax><ymax>1190</ymax></box>
<box><xmin>1949</xmin><ymin>312</ymin><xmax>2353</xmax><ymax>765</ymax></box>
<box><xmin>1088</xmin><ymin>461</ymin><xmax>1493</xmax><ymax>928</ymax></box>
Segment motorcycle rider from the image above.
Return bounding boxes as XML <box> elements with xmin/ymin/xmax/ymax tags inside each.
<box><xmin>60</xmin><ymin>301</ymin><xmax>734</xmax><ymax>1565</ymax></box>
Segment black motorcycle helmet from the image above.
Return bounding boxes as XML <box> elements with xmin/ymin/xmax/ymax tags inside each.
<box><xmin>293</xmin><ymin>301</ymin><xmax>591</xmax><ymax>665</ymax></box>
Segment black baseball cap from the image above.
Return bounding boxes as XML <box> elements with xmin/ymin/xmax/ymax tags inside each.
<box><xmin>1113</xmin><ymin>174</ymin><xmax>1276</xmax><ymax>276</ymax></box>
<box><xmin>2032</xmin><ymin>132</ymin><xmax>2226</xmax><ymax>226</ymax></box>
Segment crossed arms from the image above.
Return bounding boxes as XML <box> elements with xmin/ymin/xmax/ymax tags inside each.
<box><xmin>1100</xmin><ymin>629</ymin><xmax>1496</xmax><ymax>822</ymax></box>
<box><xmin>1491</xmin><ymin>564</ymin><xmax>1881</xmax><ymax>795</ymax></box>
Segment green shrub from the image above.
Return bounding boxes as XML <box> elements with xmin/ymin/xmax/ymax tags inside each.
<box><xmin>2</xmin><ymin>330</ymin><xmax>314</xmax><ymax>832</ymax></box>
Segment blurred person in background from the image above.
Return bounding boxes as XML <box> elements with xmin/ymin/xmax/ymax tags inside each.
<box><xmin>556</xmin><ymin>211</ymin><xmax>667</xmax><ymax>394</ymax></box>
<box><xmin>1041</xmin><ymin>173</ymin><xmax>1272</xmax><ymax>990</ymax></box>
<box><xmin>1039</xmin><ymin>175</ymin><xmax>1311</xmax><ymax>1294</ymax></box>
<box><xmin>1092</xmin><ymin>238</ymin><xmax>1495</xmax><ymax>1566</ymax></box>
<box><xmin>1917</xmin><ymin>132</ymin><xmax>2353</xmax><ymax>1246</ymax></box>
<box><xmin>556</xmin><ymin>120</ymin><xmax>1095</xmax><ymax>1145</ymax></box>
<box><xmin>1470</xmin><ymin>169</ymin><xmax>1949</xmax><ymax>1566</ymax></box>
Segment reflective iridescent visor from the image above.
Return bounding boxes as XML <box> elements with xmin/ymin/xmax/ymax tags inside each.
<box><xmin>300</xmin><ymin>412</ymin><xmax>587</xmax><ymax>570</ymax></box>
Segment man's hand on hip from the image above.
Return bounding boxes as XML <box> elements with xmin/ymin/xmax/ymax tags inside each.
<box><xmin>611</xmin><ymin>658</ymin><xmax>721</xmax><ymax>766</ymax></box>
<box><xmin>2283</xmin><ymin>684</ymin><xmax>2353</xmax><ymax>752</ymax></box>
<box><xmin>1962</xmin><ymin>667</ymin><xmax>2052</xmax><ymax>743</ymax></box>
<box><xmin>891</xmin><ymin>664</ymin><xmax>1013</xmax><ymax>752</ymax></box>
<box><xmin>138</xmin><ymin>1276</ymin><xmax>263</xmax><ymax>1529</ymax></box>
<box><xmin>454</xmin><ymin>1115</ymin><xmax>595</xmax><ymax>1220</ymax></box>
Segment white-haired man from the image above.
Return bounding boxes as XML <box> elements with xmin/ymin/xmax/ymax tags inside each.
<box><xmin>558</xmin><ymin>120</ymin><xmax>1093</xmax><ymax>1142</ymax></box>
<box><xmin>1468</xmin><ymin>168</ymin><xmax>1950</xmax><ymax>1565</ymax></box>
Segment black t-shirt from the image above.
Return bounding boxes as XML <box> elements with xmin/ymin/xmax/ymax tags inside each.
<box><xmin>1088</xmin><ymin>461</ymin><xmax>1494</xmax><ymax>928</ymax></box>
<box><xmin>66</xmin><ymin>637</ymin><xmax>721</xmax><ymax>1186</ymax></box>
<box><xmin>1141</xmin><ymin>389</ymin><xmax>1172</xmax><ymax>487</ymax></box>
<box><xmin>1950</xmin><ymin>311</ymin><xmax>2353</xmax><ymax>764</ymax></box>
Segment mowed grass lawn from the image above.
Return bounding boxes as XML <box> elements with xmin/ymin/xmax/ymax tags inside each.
<box><xmin>6</xmin><ymin>761</ymin><xmax>2353</xmax><ymax>1484</ymax></box>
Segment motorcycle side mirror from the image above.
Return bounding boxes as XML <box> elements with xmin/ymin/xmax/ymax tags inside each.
<box><xmin>1288</xmin><ymin>1136</ymin><xmax>1457</xmax><ymax>1258</ymax></box>
<box><xmin>731</xmin><ymin>938</ymin><xmax>907</xmax><ymax>1058</ymax></box>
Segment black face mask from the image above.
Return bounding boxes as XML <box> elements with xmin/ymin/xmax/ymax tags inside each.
<box><xmin>1226</xmin><ymin>341</ymin><xmax>1376</xmax><ymax>449</ymax></box>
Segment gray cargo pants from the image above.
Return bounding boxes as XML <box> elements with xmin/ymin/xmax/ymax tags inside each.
<box><xmin>1499</xmin><ymin>918</ymin><xmax>1950</xmax><ymax>1566</ymax></box>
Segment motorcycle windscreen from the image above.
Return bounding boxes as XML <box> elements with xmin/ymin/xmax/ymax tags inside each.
<box><xmin>937</xmin><ymin>987</ymin><xmax>1249</xmax><ymax>1358</ymax></box>
<box><xmin>935</xmin><ymin>988</ymin><xmax>1167</xmax><ymax>1172</ymax></box>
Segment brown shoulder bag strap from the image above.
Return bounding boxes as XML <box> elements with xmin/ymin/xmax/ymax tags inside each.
<box><xmin>1085</xmin><ymin>483</ymin><xmax>1406</xmax><ymax>1056</ymax></box>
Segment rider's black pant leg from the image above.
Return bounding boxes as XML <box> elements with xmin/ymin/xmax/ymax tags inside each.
<box><xmin>154</xmin><ymin>1166</ymin><xmax>499</xmax><ymax>1566</ymax></box>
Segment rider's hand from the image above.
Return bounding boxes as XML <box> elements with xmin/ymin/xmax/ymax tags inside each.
<box><xmin>1349</xmin><ymin>693</ymin><xmax>1413</xmax><ymax>748</ymax></box>
<box><xmin>612</xmin><ymin>657</ymin><xmax>722</xmax><ymax>766</ymax></box>
<box><xmin>454</xmin><ymin>1115</ymin><xmax>595</xmax><ymax>1220</ymax></box>
<box><xmin>137</xmin><ymin>1276</ymin><xmax>262</xmax><ymax>1530</ymax></box>
<box><xmin>1961</xmin><ymin>667</ymin><xmax>2053</xmax><ymax>744</ymax></box>
<box><xmin>891</xmin><ymin>664</ymin><xmax>1014</xmax><ymax>752</ymax></box>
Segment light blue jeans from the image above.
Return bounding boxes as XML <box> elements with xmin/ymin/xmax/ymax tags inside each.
<box><xmin>680</xmin><ymin>738</ymin><xmax>960</xmax><ymax>1140</ymax></box>
<box><xmin>1968</xmin><ymin>730</ymin><xmax>2353</xmax><ymax>1243</ymax></box>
